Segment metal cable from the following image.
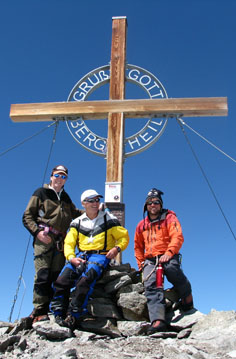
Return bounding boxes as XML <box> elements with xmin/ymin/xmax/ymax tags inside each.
<box><xmin>177</xmin><ymin>118</ymin><xmax>236</xmax><ymax>241</ymax></box>
<box><xmin>8</xmin><ymin>121</ymin><xmax>60</xmax><ymax>322</ymax></box>
<box><xmin>178</xmin><ymin>118</ymin><xmax>236</xmax><ymax>163</ymax></box>
<box><xmin>41</xmin><ymin>121</ymin><xmax>59</xmax><ymax>186</ymax></box>
<box><xmin>8</xmin><ymin>234</ymin><xmax>31</xmax><ymax>322</ymax></box>
<box><xmin>0</xmin><ymin>122</ymin><xmax>56</xmax><ymax>158</ymax></box>
<box><xmin>16</xmin><ymin>277</ymin><xmax>26</xmax><ymax>321</ymax></box>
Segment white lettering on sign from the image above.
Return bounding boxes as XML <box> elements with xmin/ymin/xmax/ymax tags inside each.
<box><xmin>72</xmin><ymin>120</ymin><xmax>107</xmax><ymax>154</ymax></box>
<box><xmin>127</xmin><ymin>69</ymin><xmax>164</xmax><ymax>99</ymax></box>
<box><xmin>83</xmin><ymin>132</ymin><xmax>106</xmax><ymax>151</ymax></box>
<box><xmin>73</xmin><ymin>70</ymin><xmax>110</xmax><ymax>102</ymax></box>
<box><xmin>75</xmin><ymin>125</ymin><xmax>89</xmax><ymax>137</ymax></box>
<box><xmin>70</xmin><ymin>119</ymin><xmax>84</xmax><ymax>128</ymax></box>
<box><xmin>66</xmin><ymin>64</ymin><xmax>168</xmax><ymax>157</ymax></box>
<box><xmin>126</xmin><ymin>119</ymin><xmax>164</xmax><ymax>151</ymax></box>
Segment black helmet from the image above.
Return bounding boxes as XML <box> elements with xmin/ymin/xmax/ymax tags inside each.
<box><xmin>143</xmin><ymin>188</ymin><xmax>164</xmax><ymax>213</ymax></box>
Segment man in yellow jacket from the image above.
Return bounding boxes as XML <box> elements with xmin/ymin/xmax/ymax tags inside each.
<box><xmin>50</xmin><ymin>189</ymin><xmax>129</xmax><ymax>330</ymax></box>
<box><xmin>134</xmin><ymin>188</ymin><xmax>193</xmax><ymax>334</ymax></box>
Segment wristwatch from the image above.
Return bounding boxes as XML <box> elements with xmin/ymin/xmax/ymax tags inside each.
<box><xmin>115</xmin><ymin>246</ymin><xmax>121</xmax><ymax>253</ymax></box>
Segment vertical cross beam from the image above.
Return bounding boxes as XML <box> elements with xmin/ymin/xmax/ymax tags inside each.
<box><xmin>106</xmin><ymin>17</ymin><xmax>127</xmax><ymax>264</ymax></box>
<box><xmin>106</xmin><ymin>17</ymin><xmax>127</xmax><ymax>187</ymax></box>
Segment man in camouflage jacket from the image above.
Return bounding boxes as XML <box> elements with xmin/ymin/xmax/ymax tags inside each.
<box><xmin>23</xmin><ymin>165</ymin><xmax>82</xmax><ymax>324</ymax></box>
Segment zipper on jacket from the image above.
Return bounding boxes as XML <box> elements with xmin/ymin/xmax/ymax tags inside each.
<box><xmin>174</xmin><ymin>222</ymin><xmax>178</xmax><ymax>232</ymax></box>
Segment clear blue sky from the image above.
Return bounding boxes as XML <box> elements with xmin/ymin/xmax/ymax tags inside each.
<box><xmin>1</xmin><ymin>0</ymin><xmax>235</xmax><ymax>322</ymax></box>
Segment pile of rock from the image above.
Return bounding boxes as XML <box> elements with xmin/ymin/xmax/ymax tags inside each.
<box><xmin>78</xmin><ymin>261</ymin><xmax>191</xmax><ymax>336</ymax></box>
<box><xmin>1</xmin><ymin>263</ymin><xmax>236</xmax><ymax>358</ymax></box>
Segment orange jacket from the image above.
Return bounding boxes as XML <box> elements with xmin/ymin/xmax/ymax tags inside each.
<box><xmin>134</xmin><ymin>209</ymin><xmax>184</xmax><ymax>270</ymax></box>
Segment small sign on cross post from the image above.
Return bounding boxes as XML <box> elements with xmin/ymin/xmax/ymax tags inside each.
<box><xmin>9</xmin><ymin>17</ymin><xmax>228</xmax><ymax>264</ymax></box>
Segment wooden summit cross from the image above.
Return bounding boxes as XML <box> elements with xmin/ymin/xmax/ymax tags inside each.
<box><xmin>10</xmin><ymin>16</ymin><xmax>228</xmax><ymax>225</ymax></box>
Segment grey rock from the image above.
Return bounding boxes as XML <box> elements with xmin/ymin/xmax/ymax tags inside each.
<box><xmin>188</xmin><ymin>309</ymin><xmax>236</xmax><ymax>351</ymax></box>
<box><xmin>79</xmin><ymin>317</ymin><xmax>122</xmax><ymax>338</ymax></box>
<box><xmin>87</xmin><ymin>297</ymin><xmax>122</xmax><ymax>319</ymax></box>
<box><xmin>128</xmin><ymin>269</ymin><xmax>142</xmax><ymax>282</ymax></box>
<box><xmin>33</xmin><ymin>321</ymin><xmax>73</xmax><ymax>340</ymax></box>
<box><xmin>177</xmin><ymin>328</ymin><xmax>192</xmax><ymax>339</ymax></box>
<box><xmin>97</xmin><ymin>269</ymin><xmax>129</xmax><ymax>285</ymax></box>
<box><xmin>0</xmin><ymin>321</ymin><xmax>15</xmax><ymax>329</ymax></box>
<box><xmin>0</xmin><ymin>322</ymin><xmax>15</xmax><ymax>336</ymax></box>
<box><xmin>1</xmin><ymin>310</ymin><xmax>236</xmax><ymax>359</ymax></box>
<box><xmin>117</xmin><ymin>292</ymin><xmax>149</xmax><ymax>321</ymax></box>
<box><xmin>110</xmin><ymin>263</ymin><xmax>132</xmax><ymax>272</ymax></box>
<box><xmin>0</xmin><ymin>335</ymin><xmax>20</xmax><ymax>352</ymax></box>
<box><xmin>9</xmin><ymin>317</ymin><xmax>32</xmax><ymax>335</ymax></box>
<box><xmin>0</xmin><ymin>328</ymin><xmax>9</xmax><ymax>336</ymax></box>
<box><xmin>18</xmin><ymin>338</ymin><xmax>27</xmax><ymax>351</ymax></box>
<box><xmin>61</xmin><ymin>348</ymin><xmax>78</xmax><ymax>358</ymax></box>
<box><xmin>166</xmin><ymin>308</ymin><xmax>205</xmax><ymax>330</ymax></box>
<box><xmin>90</xmin><ymin>285</ymin><xmax>113</xmax><ymax>299</ymax></box>
<box><xmin>73</xmin><ymin>330</ymin><xmax>97</xmax><ymax>342</ymax></box>
<box><xmin>116</xmin><ymin>282</ymin><xmax>144</xmax><ymax>297</ymax></box>
<box><xmin>104</xmin><ymin>275</ymin><xmax>132</xmax><ymax>294</ymax></box>
<box><xmin>146</xmin><ymin>331</ymin><xmax>178</xmax><ymax>339</ymax></box>
<box><xmin>228</xmin><ymin>350</ymin><xmax>236</xmax><ymax>358</ymax></box>
<box><xmin>1</xmin><ymin>264</ymin><xmax>236</xmax><ymax>359</ymax></box>
<box><xmin>117</xmin><ymin>320</ymin><xmax>148</xmax><ymax>336</ymax></box>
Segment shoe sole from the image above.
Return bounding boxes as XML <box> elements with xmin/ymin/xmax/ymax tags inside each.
<box><xmin>33</xmin><ymin>316</ymin><xmax>49</xmax><ymax>324</ymax></box>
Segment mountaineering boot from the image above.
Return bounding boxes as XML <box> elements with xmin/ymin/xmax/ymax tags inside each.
<box><xmin>29</xmin><ymin>307</ymin><xmax>49</xmax><ymax>324</ymax></box>
<box><xmin>147</xmin><ymin>320</ymin><xmax>167</xmax><ymax>335</ymax></box>
<box><xmin>64</xmin><ymin>314</ymin><xmax>78</xmax><ymax>331</ymax></box>
<box><xmin>55</xmin><ymin>315</ymin><xmax>67</xmax><ymax>327</ymax></box>
<box><xmin>22</xmin><ymin>308</ymin><xmax>49</xmax><ymax>327</ymax></box>
<box><xmin>27</xmin><ymin>309</ymin><xmax>37</xmax><ymax>323</ymax></box>
<box><xmin>181</xmin><ymin>293</ymin><xmax>194</xmax><ymax>311</ymax></box>
<box><xmin>32</xmin><ymin>314</ymin><xmax>49</xmax><ymax>324</ymax></box>
<box><xmin>21</xmin><ymin>309</ymin><xmax>37</xmax><ymax>329</ymax></box>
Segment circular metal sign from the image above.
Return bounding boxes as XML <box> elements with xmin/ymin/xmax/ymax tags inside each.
<box><xmin>66</xmin><ymin>64</ymin><xmax>168</xmax><ymax>157</ymax></box>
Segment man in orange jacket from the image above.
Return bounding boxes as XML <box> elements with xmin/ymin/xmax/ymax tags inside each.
<box><xmin>134</xmin><ymin>188</ymin><xmax>193</xmax><ymax>334</ymax></box>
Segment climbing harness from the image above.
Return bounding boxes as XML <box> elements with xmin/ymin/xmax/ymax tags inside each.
<box><xmin>142</xmin><ymin>256</ymin><xmax>159</xmax><ymax>283</ymax></box>
<box><xmin>142</xmin><ymin>253</ymin><xmax>182</xmax><ymax>284</ymax></box>
<box><xmin>76</xmin><ymin>214</ymin><xmax>108</xmax><ymax>268</ymax></box>
<box><xmin>38</xmin><ymin>224</ymin><xmax>65</xmax><ymax>252</ymax></box>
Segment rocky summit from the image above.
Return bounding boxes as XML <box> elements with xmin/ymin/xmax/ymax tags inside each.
<box><xmin>1</xmin><ymin>263</ymin><xmax>236</xmax><ymax>359</ymax></box>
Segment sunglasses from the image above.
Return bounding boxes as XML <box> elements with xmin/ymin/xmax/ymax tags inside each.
<box><xmin>85</xmin><ymin>198</ymin><xmax>100</xmax><ymax>203</ymax></box>
<box><xmin>53</xmin><ymin>174</ymin><xmax>67</xmax><ymax>179</ymax></box>
<box><xmin>146</xmin><ymin>200</ymin><xmax>160</xmax><ymax>205</ymax></box>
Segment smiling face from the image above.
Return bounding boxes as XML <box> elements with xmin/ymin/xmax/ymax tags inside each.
<box><xmin>50</xmin><ymin>171</ymin><xmax>67</xmax><ymax>192</ymax></box>
<box><xmin>146</xmin><ymin>197</ymin><xmax>162</xmax><ymax>219</ymax></box>
<box><xmin>82</xmin><ymin>196</ymin><xmax>100</xmax><ymax>219</ymax></box>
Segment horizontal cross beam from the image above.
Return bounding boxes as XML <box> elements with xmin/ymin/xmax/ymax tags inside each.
<box><xmin>10</xmin><ymin>97</ymin><xmax>228</xmax><ymax>123</ymax></box>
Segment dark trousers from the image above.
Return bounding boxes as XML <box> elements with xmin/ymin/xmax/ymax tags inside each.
<box><xmin>33</xmin><ymin>237</ymin><xmax>65</xmax><ymax>314</ymax></box>
<box><xmin>50</xmin><ymin>252</ymin><xmax>110</xmax><ymax>318</ymax></box>
<box><xmin>143</xmin><ymin>254</ymin><xmax>192</xmax><ymax>323</ymax></box>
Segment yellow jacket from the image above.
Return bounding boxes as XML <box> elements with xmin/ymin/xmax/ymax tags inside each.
<box><xmin>64</xmin><ymin>210</ymin><xmax>129</xmax><ymax>261</ymax></box>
